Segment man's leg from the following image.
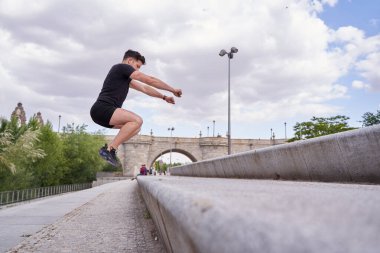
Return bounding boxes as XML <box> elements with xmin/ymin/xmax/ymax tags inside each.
<box><xmin>108</xmin><ymin>108</ymin><xmax>143</xmax><ymax>150</ymax></box>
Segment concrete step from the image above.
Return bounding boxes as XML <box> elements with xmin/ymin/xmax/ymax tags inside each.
<box><xmin>138</xmin><ymin>176</ymin><xmax>380</xmax><ymax>253</ymax></box>
<box><xmin>171</xmin><ymin>125</ymin><xmax>380</xmax><ymax>184</ymax></box>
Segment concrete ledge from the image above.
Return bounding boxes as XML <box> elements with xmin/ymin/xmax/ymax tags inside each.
<box><xmin>171</xmin><ymin>125</ymin><xmax>380</xmax><ymax>184</ymax></box>
<box><xmin>138</xmin><ymin>176</ymin><xmax>380</xmax><ymax>253</ymax></box>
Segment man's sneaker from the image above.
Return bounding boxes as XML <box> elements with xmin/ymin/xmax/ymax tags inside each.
<box><xmin>110</xmin><ymin>148</ymin><xmax>121</xmax><ymax>167</ymax></box>
<box><xmin>99</xmin><ymin>144</ymin><xmax>108</xmax><ymax>156</ymax></box>
<box><xmin>98</xmin><ymin>144</ymin><xmax>118</xmax><ymax>167</ymax></box>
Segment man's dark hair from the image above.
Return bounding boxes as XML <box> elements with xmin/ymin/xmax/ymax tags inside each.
<box><xmin>123</xmin><ymin>49</ymin><xmax>146</xmax><ymax>65</ymax></box>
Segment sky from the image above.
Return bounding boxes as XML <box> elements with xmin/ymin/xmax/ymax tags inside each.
<box><xmin>0</xmin><ymin>0</ymin><xmax>379</xmax><ymax>141</ymax></box>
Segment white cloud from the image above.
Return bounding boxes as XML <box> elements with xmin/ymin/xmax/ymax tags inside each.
<box><xmin>355</xmin><ymin>52</ymin><xmax>380</xmax><ymax>91</ymax></box>
<box><xmin>352</xmin><ymin>80</ymin><xmax>370</xmax><ymax>90</ymax></box>
<box><xmin>0</xmin><ymin>0</ymin><xmax>51</xmax><ymax>18</ymax></box>
<box><xmin>0</xmin><ymin>0</ymin><xmax>379</xmax><ymax>138</ymax></box>
<box><xmin>333</xmin><ymin>26</ymin><xmax>365</xmax><ymax>43</ymax></box>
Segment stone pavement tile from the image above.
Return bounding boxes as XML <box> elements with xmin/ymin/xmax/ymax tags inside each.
<box><xmin>7</xmin><ymin>181</ymin><xmax>166</xmax><ymax>253</ymax></box>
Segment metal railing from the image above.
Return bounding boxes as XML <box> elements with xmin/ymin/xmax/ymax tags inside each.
<box><xmin>0</xmin><ymin>183</ymin><xmax>92</xmax><ymax>206</ymax></box>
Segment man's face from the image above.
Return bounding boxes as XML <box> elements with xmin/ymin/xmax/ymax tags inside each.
<box><xmin>127</xmin><ymin>58</ymin><xmax>143</xmax><ymax>70</ymax></box>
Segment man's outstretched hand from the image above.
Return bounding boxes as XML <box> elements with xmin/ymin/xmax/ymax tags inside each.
<box><xmin>165</xmin><ymin>96</ymin><xmax>175</xmax><ymax>104</ymax></box>
<box><xmin>173</xmin><ymin>88</ymin><xmax>182</xmax><ymax>97</ymax></box>
<box><xmin>164</xmin><ymin>88</ymin><xmax>181</xmax><ymax>104</ymax></box>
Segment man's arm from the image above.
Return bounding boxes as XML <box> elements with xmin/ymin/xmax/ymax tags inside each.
<box><xmin>130</xmin><ymin>80</ymin><xmax>175</xmax><ymax>104</ymax></box>
<box><xmin>130</xmin><ymin>71</ymin><xmax>182</xmax><ymax>97</ymax></box>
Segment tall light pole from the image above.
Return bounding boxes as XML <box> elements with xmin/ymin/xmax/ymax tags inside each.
<box><xmin>213</xmin><ymin>120</ymin><xmax>215</xmax><ymax>137</ymax></box>
<box><xmin>58</xmin><ymin>115</ymin><xmax>61</xmax><ymax>133</ymax></box>
<box><xmin>284</xmin><ymin>122</ymin><xmax>287</xmax><ymax>140</ymax></box>
<box><xmin>219</xmin><ymin>47</ymin><xmax>238</xmax><ymax>155</ymax></box>
<box><xmin>168</xmin><ymin>127</ymin><xmax>175</xmax><ymax>172</ymax></box>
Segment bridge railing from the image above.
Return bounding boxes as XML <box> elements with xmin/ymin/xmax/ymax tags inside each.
<box><xmin>0</xmin><ymin>183</ymin><xmax>92</xmax><ymax>206</ymax></box>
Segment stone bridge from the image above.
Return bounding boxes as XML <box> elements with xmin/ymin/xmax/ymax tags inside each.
<box><xmin>105</xmin><ymin>135</ymin><xmax>285</xmax><ymax>176</ymax></box>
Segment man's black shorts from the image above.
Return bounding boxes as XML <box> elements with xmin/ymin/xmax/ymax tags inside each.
<box><xmin>90</xmin><ymin>100</ymin><xmax>117</xmax><ymax>128</ymax></box>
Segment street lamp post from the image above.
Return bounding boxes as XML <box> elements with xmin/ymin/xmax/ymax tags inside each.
<box><xmin>213</xmin><ymin>120</ymin><xmax>215</xmax><ymax>137</ymax></box>
<box><xmin>58</xmin><ymin>115</ymin><xmax>61</xmax><ymax>133</ymax></box>
<box><xmin>219</xmin><ymin>47</ymin><xmax>238</xmax><ymax>155</ymax></box>
<box><xmin>168</xmin><ymin>127</ymin><xmax>175</xmax><ymax>173</ymax></box>
<box><xmin>284</xmin><ymin>122</ymin><xmax>287</xmax><ymax>140</ymax></box>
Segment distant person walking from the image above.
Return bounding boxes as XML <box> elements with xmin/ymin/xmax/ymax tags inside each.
<box><xmin>90</xmin><ymin>50</ymin><xmax>182</xmax><ymax>166</ymax></box>
<box><xmin>140</xmin><ymin>164</ymin><xmax>147</xmax><ymax>175</ymax></box>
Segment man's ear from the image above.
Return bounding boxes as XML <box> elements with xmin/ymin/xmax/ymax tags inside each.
<box><xmin>124</xmin><ymin>57</ymin><xmax>131</xmax><ymax>64</ymax></box>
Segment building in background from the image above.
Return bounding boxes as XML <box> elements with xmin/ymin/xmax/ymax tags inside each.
<box><xmin>10</xmin><ymin>102</ymin><xmax>44</xmax><ymax>126</ymax></box>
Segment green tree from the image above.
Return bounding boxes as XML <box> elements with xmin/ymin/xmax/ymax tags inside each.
<box><xmin>0</xmin><ymin>118</ymin><xmax>45</xmax><ymax>174</ymax></box>
<box><xmin>101</xmin><ymin>161</ymin><xmax>123</xmax><ymax>172</ymax></box>
<box><xmin>31</xmin><ymin>122</ymin><xmax>67</xmax><ymax>187</ymax></box>
<box><xmin>154</xmin><ymin>161</ymin><xmax>168</xmax><ymax>173</ymax></box>
<box><xmin>0</xmin><ymin>117</ymin><xmax>45</xmax><ymax>190</ymax></box>
<box><xmin>1</xmin><ymin>116</ymin><xmax>29</xmax><ymax>143</ymax></box>
<box><xmin>361</xmin><ymin>110</ymin><xmax>380</xmax><ymax>127</ymax></box>
<box><xmin>60</xmin><ymin>123</ymin><xmax>106</xmax><ymax>184</ymax></box>
<box><xmin>162</xmin><ymin>163</ymin><xmax>168</xmax><ymax>172</ymax></box>
<box><xmin>0</xmin><ymin>117</ymin><xmax>111</xmax><ymax>191</ymax></box>
<box><xmin>154</xmin><ymin>161</ymin><xmax>161</xmax><ymax>172</ymax></box>
<box><xmin>288</xmin><ymin>115</ymin><xmax>357</xmax><ymax>142</ymax></box>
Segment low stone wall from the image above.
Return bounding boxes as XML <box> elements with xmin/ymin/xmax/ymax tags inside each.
<box><xmin>171</xmin><ymin>125</ymin><xmax>380</xmax><ymax>184</ymax></box>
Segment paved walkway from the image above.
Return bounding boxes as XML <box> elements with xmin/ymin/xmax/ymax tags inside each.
<box><xmin>0</xmin><ymin>180</ymin><xmax>166</xmax><ymax>253</ymax></box>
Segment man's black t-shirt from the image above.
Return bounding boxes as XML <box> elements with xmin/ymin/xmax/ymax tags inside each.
<box><xmin>97</xmin><ymin>64</ymin><xmax>135</xmax><ymax>107</ymax></box>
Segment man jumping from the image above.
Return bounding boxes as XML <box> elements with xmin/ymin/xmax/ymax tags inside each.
<box><xmin>90</xmin><ymin>50</ymin><xmax>182</xmax><ymax>166</ymax></box>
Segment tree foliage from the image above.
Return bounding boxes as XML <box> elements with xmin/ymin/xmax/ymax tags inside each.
<box><xmin>154</xmin><ymin>160</ymin><xmax>182</xmax><ymax>173</ymax></box>
<box><xmin>0</xmin><ymin>118</ymin><xmax>108</xmax><ymax>191</ymax></box>
<box><xmin>0</xmin><ymin>117</ymin><xmax>45</xmax><ymax>190</ymax></box>
<box><xmin>361</xmin><ymin>110</ymin><xmax>380</xmax><ymax>127</ymax></box>
<box><xmin>288</xmin><ymin>115</ymin><xmax>357</xmax><ymax>142</ymax></box>
<box><xmin>31</xmin><ymin>122</ymin><xmax>66</xmax><ymax>187</ymax></box>
<box><xmin>60</xmin><ymin>124</ymin><xmax>105</xmax><ymax>184</ymax></box>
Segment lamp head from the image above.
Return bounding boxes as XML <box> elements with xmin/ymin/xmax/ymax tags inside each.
<box><xmin>231</xmin><ymin>47</ymin><xmax>238</xmax><ymax>53</ymax></box>
<box><xmin>219</xmin><ymin>49</ymin><xmax>227</xmax><ymax>57</ymax></box>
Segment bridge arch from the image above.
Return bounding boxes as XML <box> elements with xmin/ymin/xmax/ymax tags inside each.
<box><xmin>148</xmin><ymin>148</ymin><xmax>197</xmax><ymax>169</ymax></box>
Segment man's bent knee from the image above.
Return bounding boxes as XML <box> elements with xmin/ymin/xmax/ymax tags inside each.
<box><xmin>126</xmin><ymin>119</ymin><xmax>142</xmax><ymax>130</ymax></box>
<box><xmin>135</xmin><ymin>116</ymin><xmax>143</xmax><ymax>127</ymax></box>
